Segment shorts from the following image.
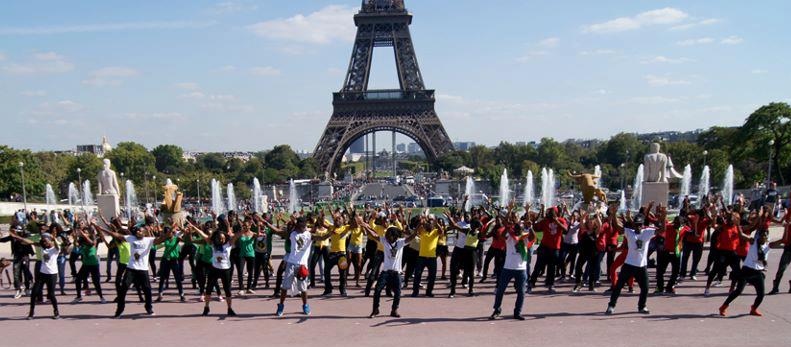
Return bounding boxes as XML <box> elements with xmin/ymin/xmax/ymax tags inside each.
<box><xmin>348</xmin><ymin>244</ymin><xmax>364</xmax><ymax>254</ymax></box>
<box><xmin>436</xmin><ymin>245</ymin><xmax>449</xmax><ymax>257</ymax></box>
<box><xmin>283</xmin><ymin>262</ymin><xmax>308</xmax><ymax>295</ymax></box>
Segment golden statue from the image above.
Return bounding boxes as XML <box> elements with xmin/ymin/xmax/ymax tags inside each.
<box><xmin>567</xmin><ymin>171</ymin><xmax>607</xmax><ymax>204</ymax></box>
<box><xmin>161</xmin><ymin>181</ymin><xmax>183</xmax><ymax>214</ymax></box>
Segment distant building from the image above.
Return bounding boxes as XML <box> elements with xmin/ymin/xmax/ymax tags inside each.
<box><xmin>75</xmin><ymin>136</ymin><xmax>113</xmax><ymax>157</ymax></box>
<box><xmin>453</xmin><ymin>141</ymin><xmax>476</xmax><ymax>151</ymax></box>
<box><xmin>407</xmin><ymin>143</ymin><xmax>422</xmax><ymax>154</ymax></box>
<box><xmin>396</xmin><ymin>143</ymin><xmax>406</xmax><ymax>153</ymax></box>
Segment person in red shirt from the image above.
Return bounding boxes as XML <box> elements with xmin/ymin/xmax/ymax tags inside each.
<box><xmin>704</xmin><ymin>210</ymin><xmax>742</xmax><ymax>297</ymax></box>
<box><xmin>572</xmin><ymin>210</ymin><xmax>607</xmax><ymax>292</ymax></box>
<box><xmin>655</xmin><ymin>209</ymin><xmax>688</xmax><ymax>294</ymax></box>
<box><xmin>769</xmin><ymin>206</ymin><xmax>791</xmax><ymax>294</ymax></box>
<box><xmin>480</xmin><ymin>217</ymin><xmax>506</xmax><ymax>283</ymax></box>
<box><xmin>680</xmin><ymin>207</ymin><xmax>714</xmax><ymax>280</ymax></box>
<box><xmin>527</xmin><ymin>205</ymin><xmax>568</xmax><ymax>293</ymax></box>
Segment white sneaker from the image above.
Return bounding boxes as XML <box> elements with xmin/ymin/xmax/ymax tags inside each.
<box><xmin>713</xmin><ymin>281</ymin><xmax>722</xmax><ymax>287</ymax></box>
<box><xmin>13</xmin><ymin>290</ymin><xmax>22</xmax><ymax>299</ymax></box>
<box><xmin>246</xmin><ymin>289</ymin><xmax>256</xmax><ymax>295</ymax></box>
<box><xmin>237</xmin><ymin>290</ymin><xmax>246</xmax><ymax>296</ymax></box>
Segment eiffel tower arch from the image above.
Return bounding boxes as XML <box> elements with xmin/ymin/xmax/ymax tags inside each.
<box><xmin>313</xmin><ymin>0</ymin><xmax>454</xmax><ymax>177</ymax></box>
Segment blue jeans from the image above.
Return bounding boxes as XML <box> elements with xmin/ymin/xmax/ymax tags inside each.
<box><xmin>493</xmin><ymin>268</ymin><xmax>526</xmax><ymax>316</ymax></box>
<box><xmin>373</xmin><ymin>271</ymin><xmax>402</xmax><ymax>311</ymax></box>
<box><xmin>57</xmin><ymin>255</ymin><xmax>67</xmax><ymax>291</ymax></box>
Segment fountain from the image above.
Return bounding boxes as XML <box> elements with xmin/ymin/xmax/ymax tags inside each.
<box><xmin>45</xmin><ymin>184</ymin><xmax>57</xmax><ymax>207</ymax></box>
<box><xmin>722</xmin><ymin>164</ymin><xmax>734</xmax><ymax>206</ymax></box>
<box><xmin>68</xmin><ymin>182</ymin><xmax>80</xmax><ymax>206</ymax></box>
<box><xmin>210</xmin><ymin>179</ymin><xmax>224</xmax><ymax>215</ymax></box>
<box><xmin>499</xmin><ymin>169</ymin><xmax>510</xmax><ymax>205</ymax></box>
<box><xmin>82</xmin><ymin>180</ymin><xmax>94</xmax><ymax>216</ymax></box>
<box><xmin>253</xmin><ymin>178</ymin><xmax>263</xmax><ymax>214</ymax></box>
<box><xmin>288</xmin><ymin>179</ymin><xmax>298</xmax><ymax>213</ymax></box>
<box><xmin>594</xmin><ymin>165</ymin><xmax>602</xmax><ymax>185</ymax></box>
<box><xmin>698</xmin><ymin>165</ymin><xmax>710</xmax><ymax>207</ymax></box>
<box><xmin>125</xmin><ymin>180</ymin><xmax>138</xmax><ymax>219</ymax></box>
<box><xmin>631</xmin><ymin>164</ymin><xmax>644</xmax><ymax>211</ymax></box>
<box><xmin>226</xmin><ymin>183</ymin><xmax>236</xmax><ymax>212</ymax></box>
<box><xmin>548</xmin><ymin>169</ymin><xmax>556</xmax><ymax>207</ymax></box>
<box><xmin>540</xmin><ymin>168</ymin><xmax>556</xmax><ymax>207</ymax></box>
<box><xmin>680</xmin><ymin>164</ymin><xmax>692</xmax><ymax>199</ymax></box>
<box><xmin>523</xmin><ymin>170</ymin><xmax>534</xmax><ymax>207</ymax></box>
<box><xmin>619</xmin><ymin>190</ymin><xmax>627</xmax><ymax>212</ymax></box>
<box><xmin>463</xmin><ymin>176</ymin><xmax>475</xmax><ymax>212</ymax></box>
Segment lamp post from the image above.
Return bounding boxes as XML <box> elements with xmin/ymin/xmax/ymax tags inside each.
<box><xmin>767</xmin><ymin>140</ymin><xmax>775</xmax><ymax>186</ymax></box>
<box><xmin>620</xmin><ymin>163</ymin><xmax>626</xmax><ymax>191</ymax></box>
<box><xmin>197</xmin><ymin>179</ymin><xmax>201</xmax><ymax>208</ymax></box>
<box><xmin>19</xmin><ymin>162</ymin><xmax>27</xmax><ymax>212</ymax></box>
<box><xmin>152</xmin><ymin>176</ymin><xmax>157</xmax><ymax>205</ymax></box>
<box><xmin>144</xmin><ymin>172</ymin><xmax>150</xmax><ymax>205</ymax></box>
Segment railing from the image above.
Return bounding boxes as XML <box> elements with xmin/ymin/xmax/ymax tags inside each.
<box><xmin>334</xmin><ymin>89</ymin><xmax>434</xmax><ymax>102</ymax></box>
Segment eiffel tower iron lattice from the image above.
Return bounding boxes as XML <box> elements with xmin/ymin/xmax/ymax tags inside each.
<box><xmin>313</xmin><ymin>0</ymin><xmax>454</xmax><ymax>177</ymax></box>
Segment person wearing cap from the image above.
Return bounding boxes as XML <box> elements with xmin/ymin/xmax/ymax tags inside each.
<box><xmin>6</xmin><ymin>229</ymin><xmax>61</xmax><ymax>319</ymax></box>
<box><xmin>606</xmin><ymin>209</ymin><xmax>656</xmax><ymax>315</ymax></box>
<box><xmin>273</xmin><ymin>216</ymin><xmax>333</xmax><ymax>317</ymax></box>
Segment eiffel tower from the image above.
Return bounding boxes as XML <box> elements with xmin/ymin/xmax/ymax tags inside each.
<box><xmin>313</xmin><ymin>0</ymin><xmax>454</xmax><ymax>176</ymax></box>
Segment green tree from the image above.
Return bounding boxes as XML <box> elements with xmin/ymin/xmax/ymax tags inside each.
<box><xmin>151</xmin><ymin>144</ymin><xmax>185</xmax><ymax>175</ymax></box>
<box><xmin>197</xmin><ymin>153</ymin><xmax>226</xmax><ymax>173</ymax></box>
<box><xmin>0</xmin><ymin>146</ymin><xmax>46</xmax><ymax>201</ymax></box>
<box><xmin>739</xmin><ymin>102</ymin><xmax>791</xmax><ymax>184</ymax></box>
<box><xmin>107</xmin><ymin>142</ymin><xmax>156</xmax><ymax>183</ymax></box>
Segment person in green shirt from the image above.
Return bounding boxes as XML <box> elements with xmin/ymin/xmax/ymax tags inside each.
<box><xmin>185</xmin><ymin>221</ymin><xmax>221</xmax><ymax>302</ymax></box>
<box><xmin>72</xmin><ymin>225</ymin><xmax>106</xmax><ymax>304</ymax></box>
<box><xmin>157</xmin><ymin>227</ymin><xmax>186</xmax><ymax>302</ymax></box>
<box><xmin>236</xmin><ymin>219</ymin><xmax>256</xmax><ymax>295</ymax></box>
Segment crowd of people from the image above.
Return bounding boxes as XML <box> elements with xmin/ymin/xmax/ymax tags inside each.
<box><xmin>1</xmin><ymin>191</ymin><xmax>789</xmax><ymax>321</ymax></box>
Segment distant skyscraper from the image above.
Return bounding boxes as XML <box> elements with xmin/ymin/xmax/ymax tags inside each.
<box><xmin>396</xmin><ymin>143</ymin><xmax>406</xmax><ymax>153</ymax></box>
<box><xmin>349</xmin><ymin>137</ymin><xmax>365</xmax><ymax>154</ymax></box>
<box><xmin>407</xmin><ymin>143</ymin><xmax>422</xmax><ymax>154</ymax></box>
<box><xmin>453</xmin><ymin>142</ymin><xmax>476</xmax><ymax>151</ymax></box>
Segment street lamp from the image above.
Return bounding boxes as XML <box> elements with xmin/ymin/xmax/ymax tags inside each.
<box><xmin>767</xmin><ymin>140</ymin><xmax>775</xmax><ymax>186</ymax></box>
<box><xmin>152</xmin><ymin>176</ymin><xmax>157</xmax><ymax>205</ymax></box>
<box><xmin>144</xmin><ymin>172</ymin><xmax>150</xmax><ymax>205</ymax></box>
<box><xmin>620</xmin><ymin>163</ymin><xmax>626</xmax><ymax>191</ymax></box>
<box><xmin>19</xmin><ymin>162</ymin><xmax>27</xmax><ymax>212</ymax></box>
<box><xmin>197</xmin><ymin>179</ymin><xmax>201</xmax><ymax>208</ymax></box>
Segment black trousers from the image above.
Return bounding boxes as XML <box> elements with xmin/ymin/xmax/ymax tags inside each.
<box><xmin>724</xmin><ymin>266</ymin><xmax>765</xmax><ymax>308</ymax></box>
<box><xmin>450</xmin><ymin>247</ymin><xmax>476</xmax><ymax>294</ymax></box>
<box><xmin>530</xmin><ymin>247</ymin><xmax>560</xmax><ymax>288</ymax></box>
<box><xmin>656</xmin><ymin>251</ymin><xmax>680</xmax><ymax>291</ymax></box>
<box><xmin>76</xmin><ymin>264</ymin><xmax>103</xmax><ymax>298</ymax></box>
<box><xmin>237</xmin><ymin>256</ymin><xmax>254</xmax><ymax>291</ymax></box>
<box><xmin>12</xmin><ymin>257</ymin><xmax>32</xmax><ymax>290</ymax></box>
<box><xmin>179</xmin><ymin>243</ymin><xmax>197</xmax><ymax>286</ymax></box>
<box><xmin>116</xmin><ymin>269</ymin><xmax>153</xmax><ymax>315</ymax></box>
<box><xmin>412</xmin><ymin>256</ymin><xmax>437</xmax><ymax>296</ymax></box>
<box><xmin>324</xmin><ymin>252</ymin><xmax>348</xmax><ymax>293</ymax></box>
<box><xmin>252</xmin><ymin>252</ymin><xmax>271</xmax><ymax>289</ymax></box>
<box><xmin>30</xmin><ymin>272</ymin><xmax>58</xmax><ymax>316</ymax></box>
<box><xmin>574</xmin><ymin>241</ymin><xmax>602</xmax><ymax>290</ymax></box>
<box><xmin>772</xmin><ymin>248</ymin><xmax>791</xmax><ymax>290</ymax></box>
<box><xmin>708</xmin><ymin>249</ymin><xmax>740</xmax><ymax>287</ymax></box>
<box><xmin>309</xmin><ymin>246</ymin><xmax>329</xmax><ymax>287</ymax></box>
<box><xmin>364</xmin><ymin>251</ymin><xmax>384</xmax><ymax>296</ymax></box>
<box><xmin>373</xmin><ymin>271</ymin><xmax>402</xmax><ymax>311</ymax></box>
<box><xmin>608</xmin><ymin>264</ymin><xmax>649</xmax><ymax>309</ymax></box>
<box><xmin>195</xmin><ymin>261</ymin><xmax>220</xmax><ymax>296</ymax></box>
<box><xmin>482</xmin><ymin>247</ymin><xmax>505</xmax><ymax>280</ymax></box>
<box><xmin>207</xmin><ymin>266</ymin><xmax>232</xmax><ymax>297</ymax></box>
<box><xmin>680</xmin><ymin>241</ymin><xmax>703</xmax><ymax>277</ymax></box>
<box><xmin>148</xmin><ymin>249</ymin><xmax>157</xmax><ymax>277</ymax></box>
<box><xmin>158</xmin><ymin>258</ymin><xmax>184</xmax><ymax>295</ymax></box>
<box><xmin>402</xmin><ymin>247</ymin><xmax>419</xmax><ymax>284</ymax></box>
<box><xmin>559</xmin><ymin>242</ymin><xmax>579</xmax><ymax>277</ymax></box>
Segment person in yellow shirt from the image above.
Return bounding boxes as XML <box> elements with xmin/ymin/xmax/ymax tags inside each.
<box><xmin>321</xmin><ymin>212</ymin><xmax>351</xmax><ymax>296</ymax></box>
<box><xmin>410</xmin><ymin>215</ymin><xmax>444</xmax><ymax>297</ymax></box>
<box><xmin>346</xmin><ymin>215</ymin><xmax>365</xmax><ymax>287</ymax></box>
<box><xmin>308</xmin><ymin>213</ymin><xmax>330</xmax><ymax>289</ymax></box>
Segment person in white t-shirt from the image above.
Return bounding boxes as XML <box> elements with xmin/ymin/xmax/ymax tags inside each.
<box><xmin>7</xmin><ymin>230</ymin><xmax>60</xmax><ymax>320</ymax></box>
<box><xmin>606</xmin><ymin>212</ymin><xmax>656</xmax><ymax>315</ymax></box>
<box><xmin>95</xmin><ymin>222</ymin><xmax>167</xmax><ymax>318</ymax></box>
<box><xmin>490</xmin><ymin>221</ymin><xmax>536</xmax><ymax>321</ymax></box>
<box><xmin>275</xmin><ymin>216</ymin><xmax>333</xmax><ymax>317</ymax></box>
<box><xmin>360</xmin><ymin>222</ymin><xmax>418</xmax><ymax>318</ymax></box>
<box><xmin>190</xmin><ymin>215</ymin><xmax>243</xmax><ymax>317</ymax></box>
<box><xmin>720</xmin><ymin>229</ymin><xmax>771</xmax><ymax>317</ymax></box>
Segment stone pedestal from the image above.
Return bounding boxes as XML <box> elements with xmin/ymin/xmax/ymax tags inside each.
<box><xmin>96</xmin><ymin>194</ymin><xmax>120</xmax><ymax>223</ymax></box>
<box><xmin>318</xmin><ymin>182</ymin><xmax>334</xmax><ymax>199</ymax></box>
<box><xmin>641</xmin><ymin>182</ymin><xmax>670</xmax><ymax>207</ymax></box>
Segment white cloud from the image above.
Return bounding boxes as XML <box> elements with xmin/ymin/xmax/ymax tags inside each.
<box><xmin>594</xmin><ymin>89</ymin><xmax>611</xmax><ymax>95</ymax></box>
<box><xmin>641</xmin><ymin>56</ymin><xmax>694</xmax><ymax>64</ymax></box>
<box><xmin>207</xmin><ymin>2</ymin><xmax>258</xmax><ymax>15</ymax></box>
<box><xmin>579</xmin><ymin>49</ymin><xmax>616</xmax><ymax>56</ymax></box>
<box><xmin>583</xmin><ymin>7</ymin><xmax>688</xmax><ymax>33</ymax></box>
<box><xmin>645</xmin><ymin>75</ymin><xmax>691</xmax><ymax>86</ymax></box>
<box><xmin>180</xmin><ymin>91</ymin><xmax>206</xmax><ymax>99</ymax></box>
<box><xmin>216</xmin><ymin>65</ymin><xmax>236</xmax><ymax>72</ymax></box>
<box><xmin>515</xmin><ymin>50</ymin><xmax>548</xmax><ymax>63</ymax></box>
<box><xmin>30</xmin><ymin>100</ymin><xmax>84</xmax><ymax>116</ymax></box>
<box><xmin>676</xmin><ymin>37</ymin><xmax>714</xmax><ymax>46</ymax></box>
<box><xmin>175</xmin><ymin>82</ymin><xmax>199</xmax><ymax>90</ymax></box>
<box><xmin>250</xmin><ymin>66</ymin><xmax>281</xmax><ymax>76</ymax></box>
<box><xmin>1</xmin><ymin>51</ymin><xmax>74</xmax><ymax>74</ymax></box>
<box><xmin>629</xmin><ymin>96</ymin><xmax>681</xmax><ymax>104</ymax></box>
<box><xmin>121</xmin><ymin>112</ymin><xmax>187</xmax><ymax>122</ymax></box>
<box><xmin>670</xmin><ymin>18</ymin><xmax>721</xmax><ymax>31</ymax></box>
<box><xmin>247</xmin><ymin>5</ymin><xmax>356</xmax><ymax>44</ymax></box>
<box><xmin>752</xmin><ymin>69</ymin><xmax>768</xmax><ymax>74</ymax></box>
<box><xmin>20</xmin><ymin>90</ymin><xmax>47</xmax><ymax>97</ymax></box>
<box><xmin>0</xmin><ymin>52</ymin><xmax>5</xmax><ymax>61</ymax></box>
<box><xmin>82</xmin><ymin>66</ymin><xmax>139</xmax><ymax>87</ymax></box>
<box><xmin>538</xmin><ymin>37</ymin><xmax>560</xmax><ymax>47</ymax></box>
<box><xmin>721</xmin><ymin>35</ymin><xmax>744</xmax><ymax>45</ymax></box>
<box><xmin>0</xmin><ymin>21</ymin><xmax>216</xmax><ymax>35</ymax></box>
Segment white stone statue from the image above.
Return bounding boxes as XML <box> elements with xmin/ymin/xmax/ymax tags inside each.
<box><xmin>97</xmin><ymin>159</ymin><xmax>121</xmax><ymax>195</ymax></box>
<box><xmin>643</xmin><ymin>143</ymin><xmax>683</xmax><ymax>183</ymax></box>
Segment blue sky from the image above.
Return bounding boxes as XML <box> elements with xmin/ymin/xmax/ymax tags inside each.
<box><xmin>1</xmin><ymin>1</ymin><xmax>789</xmax><ymax>152</ymax></box>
